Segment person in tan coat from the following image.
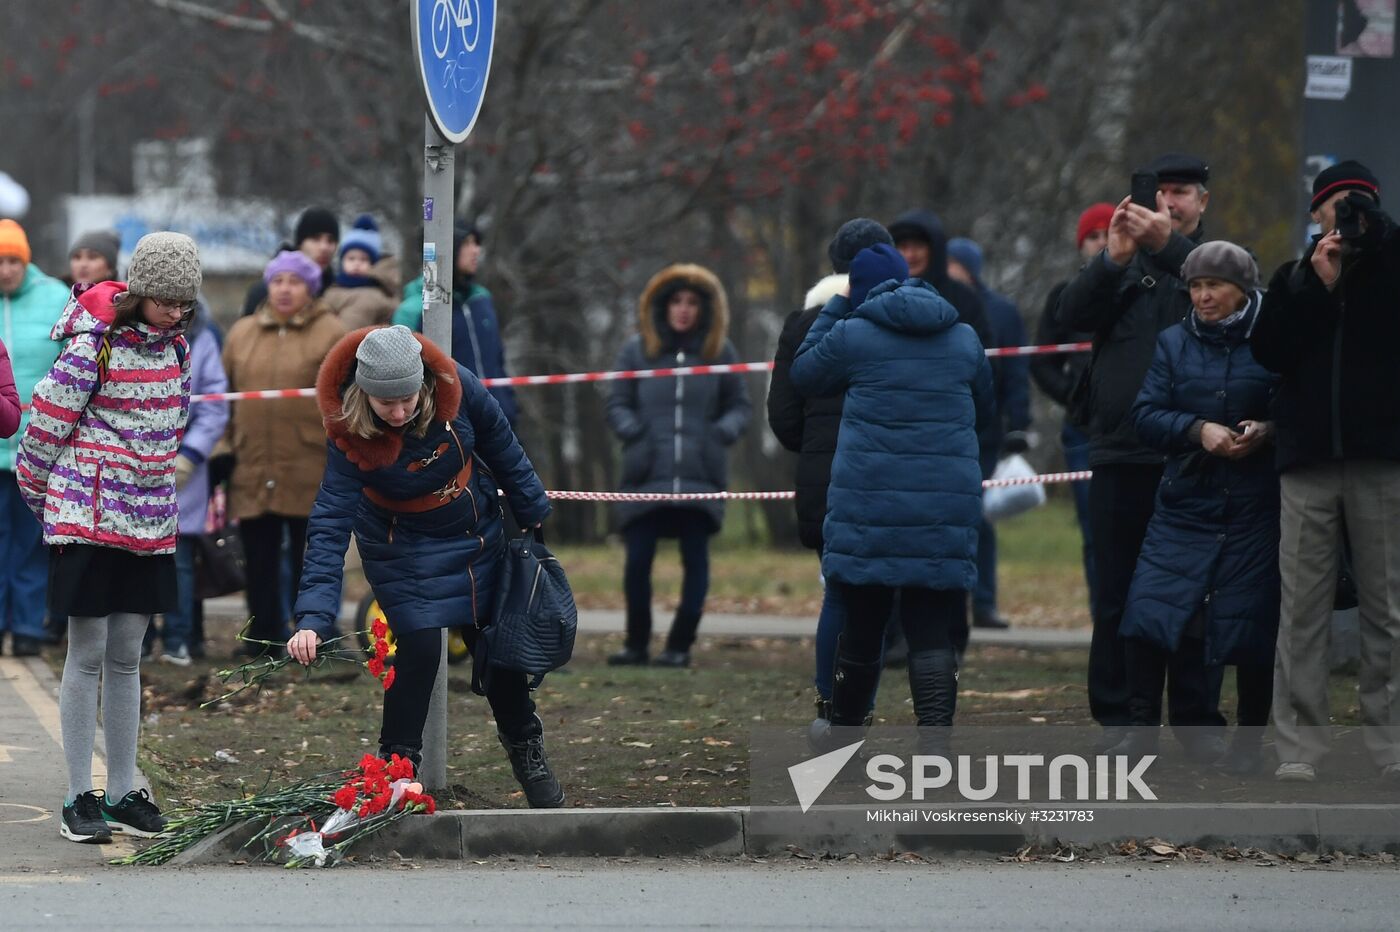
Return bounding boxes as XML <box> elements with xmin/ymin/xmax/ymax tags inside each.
<box><xmin>321</xmin><ymin>215</ymin><xmax>400</xmax><ymax>330</ymax></box>
<box><xmin>223</xmin><ymin>250</ymin><xmax>345</xmax><ymax>648</ymax></box>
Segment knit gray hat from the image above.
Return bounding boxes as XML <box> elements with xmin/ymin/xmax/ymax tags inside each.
<box><xmin>355</xmin><ymin>325</ymin><xmax>424</xmax><ymax>398</ymax></box>
<box><xmin>69</xmin><ymin>229</ymin><xmax>121</xmax><ymax>274</ymax></box>
<box><xmin>126</xmin><ymin>231</ymin><xmax>201</xmax><ymax>303</ymax></box>
<box><xmin>1181</xmin><ymin>240</ymin><xmax>1258</xmax><ymax>294</ymax></box>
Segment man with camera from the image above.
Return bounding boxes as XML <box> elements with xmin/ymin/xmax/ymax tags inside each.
<box><xmin>1056</xmin><ymin>154</ymin><xmax>1210</xmax><ymax>751</ymax></box>
<box><xmin>1251</xmin><ymin>161</ymin><xmax>1400</xmax><ymax>783</ymax></box>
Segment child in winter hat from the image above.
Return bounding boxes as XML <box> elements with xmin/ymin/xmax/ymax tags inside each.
<box><xmin>322</xmin><ymin>215</ymin><xmax>398</xmax><ymax>328</ymax></box>
<box><xmin>126</xmin><ymin>231</ymin><xmax>202</xmax><ymax>305</ymax></box>
<box><xmin>337</xmin><ymin>214</ymin><xmax>382</xmax><ymax>280</ymax></box>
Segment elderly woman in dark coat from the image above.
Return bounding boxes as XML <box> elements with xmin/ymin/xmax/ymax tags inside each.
<box><xmin>286</xmin><ymin>325</ymin><xmax>564</xmax><ymax>807</ymax></box>
<box><xmin>1117</xmin><ymin>242</ymin><xmax>1281</xmax><ymax>773</ymax></box>
<box><xmin>605</xmin><ymin>264</ymin><xmax>751</xmax><ymax>669</ymax></box>
<box><xmin>791</xmin><ymin>244</ymin><xmax>993</xmax><ymax>750</ymax></box>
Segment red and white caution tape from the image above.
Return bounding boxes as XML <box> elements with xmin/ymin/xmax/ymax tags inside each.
<box><xmin>176</xmin><ymin>342</ymin><xmax>1092</xmax><ymax>403</ymax></box>
<box><xmin>18</xmin><ymin>342</ymin><xmax>1093</xmax><ymax>407</ymax></box>
<box><xmin>538</xmin><ymin>471</ymin><xmax>1092</xmax><ymax>503</ymax></box>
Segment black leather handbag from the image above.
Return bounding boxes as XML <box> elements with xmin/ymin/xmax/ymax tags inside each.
<box><xmin>472</xmin><ymin>528</ymin><xmax>577</xmax><ymax>694</ymax></box>
<box><xmin>193</xmin><ymin>525</ymin><xmax>246</xmax><ymax>600</ymax></box>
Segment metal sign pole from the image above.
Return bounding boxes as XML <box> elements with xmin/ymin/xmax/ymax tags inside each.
<box><xmin>419</xmin><ymin>115</ymin><xmax>455</xmax><ymax>791</ymax></box>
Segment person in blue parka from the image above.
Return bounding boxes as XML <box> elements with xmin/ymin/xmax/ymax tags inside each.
<box><xmin>285</xmin><ymin>325</ymin><xmax>564</xmax><ymax>807</ymax></box>
<box><xmin>790</xmin><ymin>243</ymin><xmax>993</xmax><ymax>748</ymax></box>
<box><xmin>1118</xmin><ymin>242</ymin><xmax>1281</xmax><ymax>773</ymax></box>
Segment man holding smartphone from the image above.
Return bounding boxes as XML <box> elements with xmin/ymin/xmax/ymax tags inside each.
<box><xmin>1250</xmin><ymin>161</ymin><xmax>1400</xmax><ymax>783</ymax></box>
<box><xmin>1056</xmin><ymin>153</ymin><xmax>1211</xmax><ymax>751</ymax></box>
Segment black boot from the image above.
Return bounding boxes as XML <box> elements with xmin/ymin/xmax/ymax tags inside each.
<box><xmin>607</xmin><ymin>645</ymin><xmax>649</xmax><ymax>666</ymax></box>
<box><xmin>1106</xmin><ymin>695</ymin><xmax>1161</xmax><ymax>760</ymax></box>
<box><xmin>655</xmin><ymin>609</ymin><xmax>702</xmax><ymax>667</ymax></box>
<box><xmin>807</xmin><ymin>692</ymin><xmax>834</xmax><ymax>755</ymax></box>
<box><xmin>379</xmin><ymin>744</ymin><xmax>423</xmax><ymax>776</ymax></box>
<box><xmin>830</xmin><ymin>637</ymin><xmax>882</xmax><ymax>727</ymax></box>
<box><xmin>498</xmin><ymin>713</ymin><xmax>566</xmax><ymax>808</ymax></box>
<box><xmin>808</xmin><ymin>637</ymin><xmax>882</xmax><ymax>755</ymax></box>
<box><xmin>908</xmin><ymin>649</ymin><xmax>958</xmax><ymax>756</ymax></box>
<box><xmin>1216</xmin><ymin>727</ymin><xmax>1265</xmax><ymax>776</ymax></box>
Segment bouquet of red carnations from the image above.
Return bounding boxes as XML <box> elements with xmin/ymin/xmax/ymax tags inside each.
<box><xmin>115</xmin><ymin>754</ymin><xmax>436</xmax><ymax>868</ymax></box>
<box><xmin>276</xmin><ymin>753</ymin><xmax>435</xmax><ymax>867</ymax></box>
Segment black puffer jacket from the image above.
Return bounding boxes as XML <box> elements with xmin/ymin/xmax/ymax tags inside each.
<box><xmin>1029</xmin><ymin>280</ymin><xmax>1094</xmax><ymax>408</ymax></box>
<box><xmin>1056</xmin><ymin>228</ymin><xmax>1202</xmax><ymax>466</ymax></box>
<box><xmin>888</xmin><ymin>209</ymin><xmax>1000</xmax><ymax>472</ymax></box>
<box><xmin>767</xmin><ymin>274</ymin><xmax>847</xmax><ymax>550</ymax></box>
<box><xmin>606</xmin><ymin>264</ymin><xmax>752</xmax><ymax>532</ymax></box>
<box><xmin>1250</xmin><ymin>211</ymin><xmax>1400</xmax><ymax>471</ymax></box>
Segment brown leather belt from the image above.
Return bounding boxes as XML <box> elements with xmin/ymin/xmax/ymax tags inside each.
<box><xmin>362</xmin><ymin>422</ymin><xmax>473</xmax><ymax>514</ymax></box>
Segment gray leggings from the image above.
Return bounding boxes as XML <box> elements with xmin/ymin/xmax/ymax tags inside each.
<box><xmin>60</xmin><ymin>613</ymin><xmax>147</xmax><ymax>801</ymax></box>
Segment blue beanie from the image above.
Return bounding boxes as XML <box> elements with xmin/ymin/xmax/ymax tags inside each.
<box><xmin>946</xmin><ymin>237</ymin><xmax>983</xmax><ymax>281</ymax></box>
<box><xmin>848</xmin><ymin>243</ymin><xmax>909</xmax><ymax>308</ymax></box>
<box><xmin>339</xmin><ymin>214</ymin><xmax>382</xmax><ymax>264</ymax></box>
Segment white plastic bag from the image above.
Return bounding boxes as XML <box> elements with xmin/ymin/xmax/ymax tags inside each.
<box><xmin>982</xmin><ymin>454</ymin><xmax>1046</xmax><ymax>522</ymax></box>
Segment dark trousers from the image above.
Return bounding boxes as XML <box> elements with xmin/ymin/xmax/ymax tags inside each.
<box><xmin>240</xmin><ymin>514</ymin><xmax>308</xmax><ymax>643</ymax></box>
<box><xmin>379</xmin><ymin>627</ymin><xmax>536</xmax><ymax>752</ymax></box>
<box><xmin>838</xmin><ymin>584</ymin><xmax>965</xmax><ymax>663</ymax></box>
<box><xmin>1062</xmin><ymin>425</ymin><xmax>1097</xmax><ymax>611</ymax></box>
<box><xmin>1233</xmin><ymin>662</ymin><xmax>1273</xmax><ymax>729</ymax></box>
<box><xmin>623</xmin><ymin>508</ymin><xmax>711</xmax><ymax>652</ymax></box>
<box><xmin>1123</xmin><ymin>634</ymin><xmax>1227</xmax><ymax>729</ymax></box>
<box><xmin>0</xmin><ymin>470</ymin><xmax>49</xmax><ymax>640</ymax></box>
<box><xmin>974</xmin><ymin>520</ymin><xmax>997</xmax><ymax>615</ymax></box>
<box><xmin>1087</xmin><ymin>462</ymin><xmax>1163</xmax><ymax>726</ymax></box>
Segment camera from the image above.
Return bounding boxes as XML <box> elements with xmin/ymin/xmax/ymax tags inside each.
<box><xmin>1333</xmin><ymin>192</ymin><xmax>1374</xmax><ymax>240</ymax></box>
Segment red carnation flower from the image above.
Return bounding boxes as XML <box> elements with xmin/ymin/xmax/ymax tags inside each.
<box><xmin>374</xmin><ymin>639</ymin><xmax>389</xmax><ymax>661</ymax></box>
<box><xmin>333</xmin><ymin>785</ymin><xmax>359</xmax><ymax>810</ymax></box>
<box><xmin>387</xmin><ymin>754</ymin><xmax>414</xmax><ymax>781</ymax></box>
<box><xmin>382</xmin><ymin>667</ymin><xmax>397</xmax><ymax>690</ymax></box>
<box><xmin>368</xmin><ymin>657</ymin><xmax>385</xmax><ymax>678</ymax></box>
<box><xmin>370</xmin><ymin>617</ymin><xmax>388</xmax><ymax>639</ymax></box>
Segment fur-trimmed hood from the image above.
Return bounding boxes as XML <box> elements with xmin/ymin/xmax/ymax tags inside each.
<box><xmin>804</xmin><ymin>274</ymin><xmax>848</xmax><ymax>311</ymax></box>
<box><xmin>316</xmin><ymin>326</ymin><xmax>463</xmax><ymax>471</ymax></box>
<box><xmin>638</xmin><ymin>263</ymin><xmax>729</xmax><ymax>361</ymax></box>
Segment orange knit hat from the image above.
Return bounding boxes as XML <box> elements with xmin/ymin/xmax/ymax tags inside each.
<box><xmin>0</xmin><ymin>219</ymin><xmax>31</xmax><ymax>265</ymax></box>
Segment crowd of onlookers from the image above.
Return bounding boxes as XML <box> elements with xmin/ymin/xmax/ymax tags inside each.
<box><xmin>769</xmin><ymin>154</ymin><xmax>1400</xmax><ymax>783</ymax></box>
<box><xmin>0</xmin><ymin>208</ymin><xmax>513</xmax><ymax>666</ymax></box>
<box><xmin>1</xmin><ymin>151</ymin><xmax>1396</xmax><ymax>786</ymax></box>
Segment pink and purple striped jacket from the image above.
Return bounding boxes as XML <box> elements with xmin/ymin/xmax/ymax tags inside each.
<box><xmin>17</xmin><ymin>281</ymin><xmax>190</xmax><ymax>554</ymax></box>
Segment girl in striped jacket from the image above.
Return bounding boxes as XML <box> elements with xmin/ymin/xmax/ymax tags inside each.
<box><xmin>18</xmin><ymin>232</ymin><xmax>200</xmax><ymax>844</ymax></box>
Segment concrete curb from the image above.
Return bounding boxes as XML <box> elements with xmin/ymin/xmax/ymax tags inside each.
<box><xmin>170</xmin><ymin>803</ymin><xmax>1400</xmax><ymax>864</ymax></box>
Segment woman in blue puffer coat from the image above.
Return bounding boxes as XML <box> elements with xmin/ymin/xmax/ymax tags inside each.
<box><xmin>1118</xmin><ymin>242</ymin><xmax>1281</xmax><ymax>774</ymax></box>
<box><xmin>286</xmin><ymin>325</ymin><xmax>564</xmax><ymax>807</ymax></box>
<box><xmin>791</xmin><ymin>244</ymin><xmax>993</xmax><ymax>745</ymax></box>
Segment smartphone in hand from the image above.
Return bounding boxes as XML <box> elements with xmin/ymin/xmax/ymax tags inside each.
<box><xmin>1130</xmin><ymin>170</ymin><xmax>1159</xmax><ymax>209</ymax></box>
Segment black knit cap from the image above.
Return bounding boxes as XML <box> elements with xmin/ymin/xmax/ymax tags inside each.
<box><xmin>827</xmin><ymin>218</ymin><xmax>893</xmax><ymax>274</ymax></box>
<box><xmin>294</xmin><ymin>206</ymin><xmax>340</xmax><ymax>245</ymax></box>
<box><xmin>1311</xmin><ymin>159</ymin><xmax>1380</xmax><ymax>212</ymax></box>
<box><xmin>1147</xmin><ymin>153</ymin><xmax>1210</xmax><ymax>185</ymax></box>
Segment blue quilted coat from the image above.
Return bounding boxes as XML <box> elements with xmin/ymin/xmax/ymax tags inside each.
<box><xmin>293</xmin><ymin>329</ymin><xmax>550</xmax><ymax>641</ymax></box>
<box><xmin>1122</xmin><ymin>295</ymin><xmax>1281</xmax><ymax>666</ymax></box>
<box><xmin>789</xmin><ymin>261</ymin><xmax>993</xmax><ymax>590</ymax></box>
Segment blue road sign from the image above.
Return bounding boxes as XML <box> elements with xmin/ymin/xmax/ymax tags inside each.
<box><xmin>412</xmin><ymin>0</ymin><xmax>496</xmax><ymax>144</ymax></box>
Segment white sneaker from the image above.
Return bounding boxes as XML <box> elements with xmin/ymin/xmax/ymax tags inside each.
<box><xmin>159</xmin><ymin>645</ymin><xmax>192</xmax><ymax>667</ymax></box>
<box><xmin>1275</xmin><ymin>761</ymin><xmax>1317</xmax><ymax>783</ymax></box>
<box><xmin>1382</xmin><ymin>763</ymin><xmax>1400</xmax><ymax>785</ymax></box>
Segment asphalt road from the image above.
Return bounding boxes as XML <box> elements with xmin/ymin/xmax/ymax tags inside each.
<box><xmin>4</xmin><ymin>858</ymin><xmax>1398</xmax><ymax>931</ymax></box>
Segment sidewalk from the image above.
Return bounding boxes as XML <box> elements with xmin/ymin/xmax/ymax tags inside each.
<box><xmin>0</xmin><ymin>655</ymin><xmax>149</xmax><ymax>870</ymax></box>
<box><xmin>203</xmin><ymin>597</ymin><xmax>1092</xmax><ymax>650</ymax></box>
